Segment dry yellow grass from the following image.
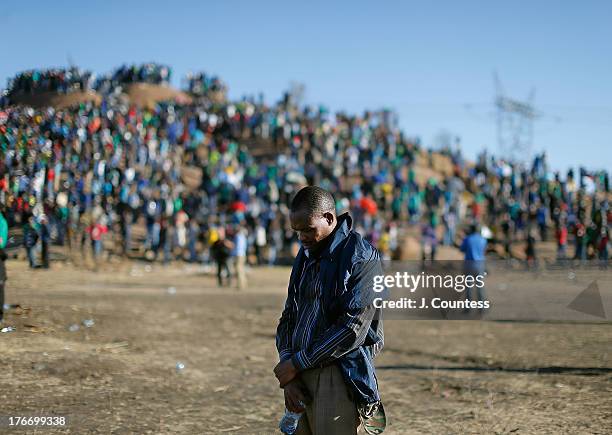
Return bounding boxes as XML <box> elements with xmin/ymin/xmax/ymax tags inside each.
<box><xmin>0</xmin><ymin>260</ymin><xmax>609</xmax><ymax>433</ymax></box>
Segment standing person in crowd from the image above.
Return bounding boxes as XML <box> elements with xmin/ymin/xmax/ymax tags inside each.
<box><xmin>598</xmin><ymin>227</ymin><xmax>609</xmax><ymax>268</ymax></box>
<box><xmin>500</xmin><ymin>212</ymin><xmax>514</xmax><ymax>259</ymax></box>
<box><xmin>556</xmin><ymin>219</ymin><xmax>568</xmax><ymax>260</ymax></box>
<box><xmin>232</xmin><ymin>226</ymin><xmax>248</xmax><ymax>290</ymax></box>
<box><xmin>175</xmin><ymin>209</ymin><xmax>189</xmax><ymax>259</ymax></box>
<box><xmin>442</xmin><ymin>207</ymin><xmax>457</xmax><ymax>246</ymax></box>
<box><xmin>268</xmin><ymin>219</ymin><xmax>283</xmax><ymax>266</ymax></box>
<box><xmin>254</xmin><ymin>223</ymin><xmax>267</xmax><ymax>265</ymax></box>
<box><xmin>120</xmin><ymin>208</ymin><xmax>133</xmax><ymax>257</ymax></box>
<box><xmin>0</xmin><ymin>207</ymin><xmax>8</xmax><ymax>323</ymax></box>
<box><xmin>574</xmin><ymin>221</ymin><xmax>587</xmax><ymax>261</ymax></box>
<box><xmin>188</xmin><ymin>219</ymin><xmax>200</xmax><ymax>263</ymax></box>
<box><xmin>536</xmin><ymin>203</ymin><xmax>548</xmax><ymax>241</ymax></box>
<box><xmin>525</xmin><ymin>229</ymin><xmax>537</xmax><ymax>270</ymax></box>
<box><xmin>158</xmin><ymin>216</ymin><xmax>171</xmax><ymax>264</ymax></box>
<box><xmin>87</xmin><ymin>218</ymin><xmax>108</xmax><ymax>265</ymax></box>
<box><xmin>67</xmin><ymin>203</ymin><xmax>81</xmax><ymax>253</ymax></box>
<box><xmin>460</xmin><ymin>223</ymin><xmax>487</xmax><ymax>312</ymax></box>
<box><xmin>23</xmin><ymin>215</ymin><xmax>39</xmax><ymax>269</ymax></box>
<box><xmin>40</xmin><ymin>215</ymin><xmax>50</xmax><ymax>269</ymax></box>
<box><xmin>421</xmin><ymin>214</ymin><xmax>438</xmax><ymax>265</ymax></box>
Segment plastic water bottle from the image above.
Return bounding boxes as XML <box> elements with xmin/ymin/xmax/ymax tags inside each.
<box><xmin>279</xmin><ymin>409</ymin><xmax>302</xmax><ymax>434</ymax></box>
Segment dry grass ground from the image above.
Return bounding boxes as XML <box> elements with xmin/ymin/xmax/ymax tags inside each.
<box><xmin>0</xmin><ymin>260</ymin><xmax>610</xmax><ymax>434</ymax></box>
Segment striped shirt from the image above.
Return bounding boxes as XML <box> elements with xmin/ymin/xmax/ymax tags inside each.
<box><xmin>277</xmin><ymin>249</ymin><xmax>376</xmax><ymax>371</ymax></box>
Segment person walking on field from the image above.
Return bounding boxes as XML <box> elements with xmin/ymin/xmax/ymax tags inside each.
<box><xmin>211</xmin><ymin>228</ymin><xmax>233</xmax><ymax>287</ymax></box>
<box><xmin>274</xmin><ymin>186</ymin><xmax>386</xmax><ymax>435</ymax></box>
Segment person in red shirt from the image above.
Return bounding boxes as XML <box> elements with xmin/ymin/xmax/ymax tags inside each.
<box><xmin>87</xmin><ymin>220</ymin><xmax>108</xmax><ymax>260</ymax></box>
<box><xmin>556</xmin><ymin>221</ymin><xmax>568</xmax><ymax>260</ymax></box>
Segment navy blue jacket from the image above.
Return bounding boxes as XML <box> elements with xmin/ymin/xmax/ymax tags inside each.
<box><xmin>277</xmin><ymin>212</ymin><xmax>384</xmax><ymax>406</ymax></box>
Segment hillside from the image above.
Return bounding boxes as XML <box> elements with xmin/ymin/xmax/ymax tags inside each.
<box><xmin>9</xmin><ymin>90</ymin><xmax>102</xmax><ymax>109</ymax></box>
<box><xmin>123</xmin><ymin>83</ymin><xmax>192</xmax><ymax>108</ymax></box>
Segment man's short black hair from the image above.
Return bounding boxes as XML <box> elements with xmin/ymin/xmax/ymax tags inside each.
<box><xmin>290</xmin><ymin>186</ymin><xmax>336</xmax><ymax>216</ymax></box>
<box><xmin>468</xmin><ymin>223</ymin><xmax>480</xmax><ymax>235</ymax></box>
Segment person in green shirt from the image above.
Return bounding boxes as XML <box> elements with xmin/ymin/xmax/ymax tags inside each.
<box><xmin>0</xmin><ymin>209</ymin><xmax>8</xmax><ymax>323</ymax></box>
<box><xmin>0</xmin><ymin>211</ymin><xmax>7</xmax><ymax>250</ymax></box>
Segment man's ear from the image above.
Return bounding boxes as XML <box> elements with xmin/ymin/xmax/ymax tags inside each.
<box><xmin>323</xmin><ymin>212</ymin><xmax>335</xmax><ymax>226</ymax></box>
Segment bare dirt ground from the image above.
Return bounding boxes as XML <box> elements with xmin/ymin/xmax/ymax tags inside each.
<box><xmin>0</xmin><ymin>259</ymin><xmax>610</xmax><ymax>434</ymax></box>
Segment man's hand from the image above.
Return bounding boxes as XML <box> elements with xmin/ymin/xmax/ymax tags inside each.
<box><xmin>283</xmin><ymin>379</ymin><xmax>309</xmax><ymax>413</ymax></box>
<box><xmin>274</xmin><ymin>359</ymin><xmax>298</xmax><ymax>387</ymax></box>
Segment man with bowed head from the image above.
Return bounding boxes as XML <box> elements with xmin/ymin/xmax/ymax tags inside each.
<box><xmin>274</xmin><ymin>186</ymin><xmax>386</xmax><ymax>434</ymax></box>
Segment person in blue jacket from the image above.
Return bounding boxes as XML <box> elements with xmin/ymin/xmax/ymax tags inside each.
<box><xmin>23</xmin><ymin>215</ymin><xmax>39</xmax><ymax>269</ymax></box>
<box><xmin>460</xmin><ymin>223</ymin><xmax>488</xmax><ymax>311</ymax></box>
<box><xmin>274</xmin><ymin>186</ymin><xmax>385</xmax><ymax>434</ymax></box>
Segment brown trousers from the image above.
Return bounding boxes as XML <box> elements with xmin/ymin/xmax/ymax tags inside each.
<box><xmin>296</xmin><ymin>364</ymin><xmax>360</xmax><ymax>435</ymax></box>
<box><xmin>234</xmin><ymin>255</ymin><xmax>247</xmax><ymax>290</ymax></box>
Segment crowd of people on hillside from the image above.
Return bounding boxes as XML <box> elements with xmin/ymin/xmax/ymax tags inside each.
<box><xmin>6</xmin><ymin>68</ymin><xmax>95</xmax><ymax>96</ymax></box>
<box><xmin>451</xmin><ymin>150</ymin><xmax>610</xmax><ymax>266</ymax></box>
<box><xmin>184</xmin><ymin>72</ymin><xmax>227</xmax><ymax>99</ymax></box>
<box><xmin>0</xmin><ymin>67</ymin><xmax>609</xmax><ymax>279</ymax></box>
<box><xmin>93</xmin><ymin>63</ymin><xmax>172</xmax><ymax>97</ymax></box>
<box><xmin>0</xmin><ymin>94</ymin><xmax>407</xmax><ymax>270</ymax></box>
<box><xmin>109</xmin><ymin>63</ymin><xmax>171</xmax><ymax>87</ymax></box>
<box><xmin>3</xmin><ymin>64</ymin><xmax>172</xmax><ymax>103</ymax></box>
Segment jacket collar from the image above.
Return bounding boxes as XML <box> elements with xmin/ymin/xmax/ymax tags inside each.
<box><xmin>319</xmin><ymin>212</ymin><xmax>352</xmax><ymax>260</ymax></box>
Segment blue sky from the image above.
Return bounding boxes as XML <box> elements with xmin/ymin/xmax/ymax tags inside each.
<box><xmin>3</xmin><ymin>0</ymin><xmax>611</xmax><ymax>173</ymax></box>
